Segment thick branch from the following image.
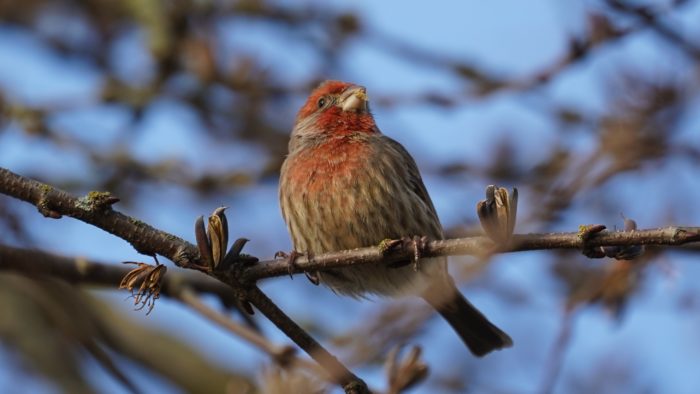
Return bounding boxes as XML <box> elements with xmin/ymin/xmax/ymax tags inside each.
<box><xmin>0</xmin><ymin>167</ymin><xmax>193</xmax><ymax>265</ymax></box>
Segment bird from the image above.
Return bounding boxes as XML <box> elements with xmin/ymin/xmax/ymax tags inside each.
<box><xmin>278</xmin><ymin>80</ymin><xmax>512</xmax><ymax>356</ymax></box>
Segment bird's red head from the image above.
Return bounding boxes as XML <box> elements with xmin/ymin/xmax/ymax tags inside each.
<box><xmin>293</xmin><ymin>80</ymin><xmax>377</xmax><ymax>138</ymax></box>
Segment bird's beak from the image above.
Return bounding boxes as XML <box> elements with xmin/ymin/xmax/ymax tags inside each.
<box><xmin>340</xmin><ymin>86</ymin><xmax>368</xmax><ymax>113</ymax></box>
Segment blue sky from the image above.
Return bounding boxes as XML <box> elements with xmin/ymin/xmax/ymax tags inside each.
<box><xmin>1</xmin><ymin>1</ymin><xmax>700</xmax><ymax>393</ymax></box>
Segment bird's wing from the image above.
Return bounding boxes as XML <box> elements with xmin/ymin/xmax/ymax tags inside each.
<box><xmin>382</xmin><ymin>136</ymin><xmax>438</xmax><ymax>214</ymax></box>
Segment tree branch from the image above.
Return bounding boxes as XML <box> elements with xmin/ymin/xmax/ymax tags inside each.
<box><xmin>170</xmin><ymin>284</ymin><xmax>299</xmax><ymax>367</ymax></box>
<box><xmin>245</xmin><ymin>227</ymin><xmax>700</xmax><ymax>281</ymax></box>
<box><xmin>0</xmin><ymin>243</ymin><xmax>332</xmax><ymax>384</ymax></box>
<box><xmin>606</xmin><ymin>0</ymin><xmax>700</xmax><ymax>60</ymax></box>
<box><xmin>0</xmin><ymin>243</ymin><xmax>232</xmax><ymax>299</ymax></box>
<box><xmin>0</xmin><ymin>167</ymin><xmax>369</xmax><ymax>394</ymax></box>
<box><xmin>0</xmin><ymin>242</ymin><xmax>263</xmax><ymax>327</ymax></box>
<box><xmin>3</xmin><ymin>166</ymin><xmax>699</xmax><ymax>393</ymax></box>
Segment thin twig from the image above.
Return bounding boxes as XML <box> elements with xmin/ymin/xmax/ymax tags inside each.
<box><xmin>173</xmin><ymin>284</ymin><xmax>297</xmax><ymax>365</ymax></box>
<box><xmin>606</xmin><ymin>0</ymin><xmax>700</xmax><ymax>59</ymax></box>
<box><xmin>245</xmin><ymin>228</ymin><xmax>700</xmax><ymax>281</ymax></box>
<box><xmin>244</xmin><ymin>286</ymin><xmax>369</xmax><ymax>393</ymax></box>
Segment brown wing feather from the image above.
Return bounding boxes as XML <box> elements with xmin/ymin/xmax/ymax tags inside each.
<box><xmin>379</xmin><ymin>135</ymin><xmax>442</xmax><ymax>239</ymax></box>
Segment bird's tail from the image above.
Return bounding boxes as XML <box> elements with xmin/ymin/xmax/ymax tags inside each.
<box><xmin>423</xmin><ymin>279</ymin><xmax>512</xmax><ymax>357</ymax></box>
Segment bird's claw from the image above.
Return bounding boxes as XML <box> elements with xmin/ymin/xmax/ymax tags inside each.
<box><xmin>579</xmin><ymin>218</ymin><xmax>645</xmax><ymax>261</ymax></box>
<box><xmin>301</xmin><ymin>250</ymin><xmax>320</xmax><ymax>285</ymax></box>
<box><xmin>579</xmin><ymin>224</ymin><xmax>608</xmax><ymax>258</ymax></box>
<box><xmin>304</xmin><ymin>270</ymin><xmax>320</xmax><ymax>286</ymax></box>
<box><xmin>410</xmin><ymin>236</ymin><xmax>429</xmax><ymax>272</ymax></box>
<box><xmin>274</xmin><ymin>250</ymin><xmax>319</xmax><ymax>285</ymax></box>
<box><xmin>384</xmin><ymin>236</ymin><xmax>429</xmax><ymax>271</ymax></box>
<box><xmin>274</xmin><ymin>250</ymin><xmax>301</xmax><ymax>279</ymax></box>
<box><xmin>607</xmin><ymin>214</ymin><xmax>645</xmax><ymax>260</ymax></box>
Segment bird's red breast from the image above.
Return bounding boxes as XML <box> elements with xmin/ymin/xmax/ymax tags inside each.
<box><xmin>283</xmin><ymin>134</ymin><xmax>372</xmax><ymax>201</ymax></box>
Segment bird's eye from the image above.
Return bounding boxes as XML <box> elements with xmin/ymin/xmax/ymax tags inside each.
<box><xmin>317</xmin><ymin>97</ymin><xmax>326</xmax><ymax>108</ymax></box>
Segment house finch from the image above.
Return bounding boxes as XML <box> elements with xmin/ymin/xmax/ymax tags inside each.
<box><xmin>279</xmin><ymin>80</ymin><xmax>512</xmax><ymax>356</ymax></box>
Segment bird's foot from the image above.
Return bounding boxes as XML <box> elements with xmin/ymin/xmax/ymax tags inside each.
<box><xmin>383</xmin><ymin>236</ymin><xmax>429</xmax><ymax>271</ymax></box>
<box><xmin>274</xmin><ymin>250</ymin><xmax>301</xmax><ymax>279</ymax></box>
<box><xmin>409</xmin><ymin>236</ymin><xmax>429</xmax><ymax>271</ymax></box>
<box><xmin>274</xmin><ymin>250</ymin><xmax>320</xmax><ymax>285</ymax></box>
<box><xmin>579</xmin><ymin>215</ymin><xmax>645</xmax><ymax>260</ymax></box>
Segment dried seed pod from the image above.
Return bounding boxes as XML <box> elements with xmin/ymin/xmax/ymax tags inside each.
<box><xmin>207</xmin><ymin>206</ymin><xmax>229</xmax><ymax>267</ymax></box>
<box><xmin>194</xmin><ymin>215</ymin><xmax>214</xmax><ymax>269</ymax></box>
<box><xmin>119</xmin><ymin>261</ymin><xmax>167</xmax><ymax>314</ymax></box>
<box><xmin>477</xmin><ymin>185</ymin><xmax>518</xmax><ymax>245</ymax></box>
